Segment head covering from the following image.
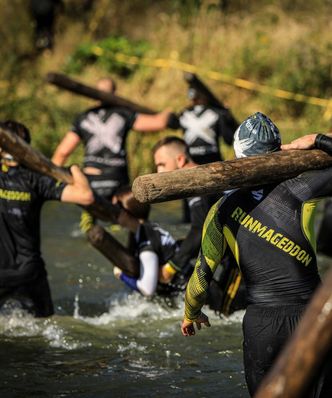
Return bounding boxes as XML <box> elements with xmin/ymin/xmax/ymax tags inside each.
<box><xmin>233</xmin><ymin>112</ymin><xmax>281</xmax><ymax>158</ymax></box>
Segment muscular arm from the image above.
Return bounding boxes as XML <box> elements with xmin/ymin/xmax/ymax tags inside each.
<box><xmin>184</xmin><ymin>201</ymin><xmax>226</xmax><ymax>321</ymax></box>
<box><xmin>133</xmin><ymin>110</ymin><xmax>171</xmax><ymax>132</ymax></box>
<box><xmin>52</xmin><ymin>131</ymin><xmax>81</xmax><ymax>166</ymax></box>
<box><xmin>61</xmin><ymin>165</ymin><xmax>94</xmax><ymax>205</ymax></box>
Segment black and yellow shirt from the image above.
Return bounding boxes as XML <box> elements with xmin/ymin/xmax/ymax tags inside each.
<box><xmin>0</xmin><ymin>166</ymin><xmax>65</xmax><ymax>287</ymax></box>
<box><xmin>184</xmin><ymin>167</ymin><xmax>332</xmax><ymax>321</ymax></box>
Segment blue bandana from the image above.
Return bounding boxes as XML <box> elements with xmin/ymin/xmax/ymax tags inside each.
<box><xmin>234</xmin><ymin>112</ymin><xmax>281</xmax><ymax>158</ymax></box>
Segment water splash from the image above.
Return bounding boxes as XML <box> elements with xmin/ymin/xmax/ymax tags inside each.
<box><xmin>0</xmin><ymin>308</ymin><xmax>89</xmax><ymax>350</ymax></box>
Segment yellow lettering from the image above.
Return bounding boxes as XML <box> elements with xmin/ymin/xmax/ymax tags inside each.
<box><xmin>261</xmin><ymin>229</ymin><xmax>275</xmax><ymax>241</ymax></box>
<box><xmin>303</xmin><ymin>254</ymin><xmax>312</xmax><ymax>266</ymax></box>
<box><xmin>290</xmin><ymin>245</ymin><xmax>300</xmax><ymax>257</ymax></box>
<box><xmin>276</xmin><ymin>236</ymin><xmax>289</xmax><ymax>249</ymax></box>
<box><xmin>252</xmin><ymin>222</ymin><xmax>267</xmax><ymax>235</ymax></box>
<box><xmin>270</xmin><ymin>233</ymin><xmax>283</xmax><ymax>245</ymax></box>
<box><xmin>231</xmin><ymin>207</ymin><xmax>243</xmax><ymax>221</ymax></box>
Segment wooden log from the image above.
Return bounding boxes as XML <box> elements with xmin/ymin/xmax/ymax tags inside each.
<box><xmin>46</xmin><ymin>72</ymin><xmax>156</xmax><ymax>114</ymax></box>
<box><xmin>87</xmin><ymin>225</ymin><xmax>139</xmax><ymax>278</ymax></box>
<box><xmin>0</xmin><ymin>123</ymin><xmax>120</xmax><ymax>223</ymax></box>
<box><xmin>254</xmin><ymin>268</ymin><xmax>332</xmax><ymax>398</ymax></box>
<box><xmin>132</xmin><ymin>148</ymin><xmax>332</xmax><ymax>203</ymax></box>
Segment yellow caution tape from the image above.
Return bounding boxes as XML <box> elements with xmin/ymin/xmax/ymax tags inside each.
<box><xmin>90</xmin><ymin>47</ymin><xmax>332</xmax><ymax>120</ymax></box>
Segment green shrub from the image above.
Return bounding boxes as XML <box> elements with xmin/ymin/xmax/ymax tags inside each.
<box><xmin>64</xmin><ymin>35</ymin><xmax>149</xmax><ymax>76</ymax></box>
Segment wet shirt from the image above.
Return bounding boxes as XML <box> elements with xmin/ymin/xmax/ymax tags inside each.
<box><xmin>169</xmin><ymin>194</ymin><xmax>219</xmax><ymax>273</ymax></box>
<box><xmin>0</xmin><ymin>166</ymin><xmax>65</xmax><ymax>287</ymax></box>
<box><xmin>184</xmin><ymin>167</ymin><xmax>332</xmax><ymax>320</ymax></box>
<box><xmin>179</xmin><ymin>105</ymin><xmax>235</xmax><ymax>164</ymax></box>
<box><xmin>72</xmin><ymin>105</ymin><xmax>137</xmax><ymax>183</ymax></box>
<box><xmin>135</xmin><ymin>222</ymin><xmax>178</xmax><ymax>266</ymax></box>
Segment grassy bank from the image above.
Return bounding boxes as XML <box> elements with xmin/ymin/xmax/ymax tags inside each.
<box><xmin>0</xmin><ymin>0</ymin><xmax>331</xmax><ymax>179</ymax></box>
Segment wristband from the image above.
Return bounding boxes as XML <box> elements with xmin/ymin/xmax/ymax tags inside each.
<box><xmin>315</xmin><ymin>134</ymin><xmax>332</xmax><ymax>155</ymax></box>
<box><xmin>163</xmin><ymin>263</ymin><xmax>177</xmax><ymax>276</ymax></box>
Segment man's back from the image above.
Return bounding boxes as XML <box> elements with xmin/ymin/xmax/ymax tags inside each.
<box><xmin>210</xmin><ymin>167</ymin><xmax>332</xmax><ymax>305</ymax></box>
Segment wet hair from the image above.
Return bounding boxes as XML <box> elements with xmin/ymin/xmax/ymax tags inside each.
<box><xmin>2</xmin><ymin>120</ymin><xmax>31</xmax><ymax>143</ymax></box>
<box><xmin>152</xmin><ymin>136</ymin><xmax>192</xmax><ymax>160</ymax></box>
<box><xmin>114</xmin><ymin>185</ymin><xmax>150</xmax><ymax>220</ymax></box>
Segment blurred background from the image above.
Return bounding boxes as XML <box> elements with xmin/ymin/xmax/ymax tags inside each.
<box><xmin>1</xmin><ymin>0</ymin><xmax>331</xmax><ymax>180</ymax></box>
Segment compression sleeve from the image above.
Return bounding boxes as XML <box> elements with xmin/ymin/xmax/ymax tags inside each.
<box><xmin>315</xmin><ymin>134</ymin><xmax>332</xmax><ymax>155</ymax></box>
<box><xmin>136</xmin><ymin>251</ymin><xmax>159</xmax><ymax>296</ymax></box>
<box><xmin>184</xmin><ymin>201</ymin><xmax>226</xmax><ymax>321</ymax></box>
<box><xmin>120</xmin><ymin>273</ymin><xmax>139</xmax><ymax>292</ymax></box>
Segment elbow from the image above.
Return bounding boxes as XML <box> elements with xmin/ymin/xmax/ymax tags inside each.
<box><xmin>139</xmin><ymin>286</ymin><xmax>156</xmax><ymax>297</ymax></box>
<box><xmin>81</xmin><ymin>190</ymin><xmax>95</xmax><ymax>206</ymax></box>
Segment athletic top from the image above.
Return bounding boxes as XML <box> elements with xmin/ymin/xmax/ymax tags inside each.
<box><xmin>119</xmin><ymin>222</ymin><xmax>179</xmax><ymax>296</ymax></box>
<box><xmin>184</xmin><ymin>166</ymin><xmax>332</xmax><ymax>321</ymax></box>
<box><xmin>0</xmin><ymin>165</ymin><xmax>65</xmax><ymax>288</ymax></box>
<box><xmin>136</xmin><ymin>222</ymin><xmax>178</xmax><ymax>265</ymax></box>
<box><xmin>72</xmin><ymin>105</ymin><xmax>137</xmax><ymax>184</ymax></box>
<box><xmin>168</xmin><ymin>193</ymin><xmax>219</xmax><ymax>273</ymax></box>
<box><xmin>178</xmin><ymin>105</ymin><xmax>235</xmax><ymax>164</ymax></box>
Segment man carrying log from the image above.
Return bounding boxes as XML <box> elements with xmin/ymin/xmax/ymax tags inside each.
<box><xmin>169</xmin><ymin>82</ymin><xmax>238</xmax><ymax>165</ymax></box>
<box><xmin>0</xmin><ymin>120</ymin><xmax>94</xmax><ymax>317</ymax></box>
<box><xmin>181</xmin><ymin>112</ymin><xmax>332</xmax><ymax>397</ymax></box>
<box><xmin>51</xmin><ymin>77</ymin><xmax>172</xmax><ymax>232</ymax></box>
<box><xmin>153</xmin><ymin>136</ymin><xmax>246</xmax><ymax>315</ymax></box>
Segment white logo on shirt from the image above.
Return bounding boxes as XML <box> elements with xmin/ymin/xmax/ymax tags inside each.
<box><xmin>81</xmin><ymin>111</ymin><xmax>126</xmax><ymax>154</ymax></box>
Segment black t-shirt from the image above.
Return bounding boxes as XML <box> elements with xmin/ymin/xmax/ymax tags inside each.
<box><xmin>0</xmin><ymin>166</ymin><xmax>65</xmax><ymax>287</ymax></box>
<box><xmin>178</xmin><ymin>105</ymin><xmax>236</xmax><ymax>164</ymax></box>
<box><xmin>72</xmin><ymin>105</ymin><xmax>137</xmax><ymax>183</ymax></box>
<box><xmin>135</xmin><ymin>222</ymin><xmax>178</xmax><ymax>266</ymax></box>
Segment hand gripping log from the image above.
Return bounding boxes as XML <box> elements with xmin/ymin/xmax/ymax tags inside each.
<box><xmin>0</xmin><ymin>124</ymin><xmax>139</xmax><ymax>276</ymax></box>
<box><xmin>132</xmin><ymin>148</ymin><xmax>332</xmax><ymax>203</ymax></box>
<box><xmin>46</xmin><ymin>72</ymin><xmax>156</xmax><ymax>114</ymax></box>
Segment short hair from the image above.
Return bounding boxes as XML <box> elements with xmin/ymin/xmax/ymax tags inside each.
<box><xmin>152</xmin><ymin>136</ymin><xmax>191</xmax><ymax>159</ymax></box>
<box><xmin>2</xmin><ymin>120</ymin><xmax>31</xmax><ymax>143</ymax></box>
<box><xmin>114</xmin><ymin>185</ymin><xmax>150</xmax><ymax>220</ymax></box>
<box><xmin>97</xmin><ymin>77</ymin><xmax>116</xmax><ymax>94</ymax></box>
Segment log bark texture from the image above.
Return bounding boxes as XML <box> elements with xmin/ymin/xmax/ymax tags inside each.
<box><xmin>132</xmin><ymin>149</ymin><xmax>332</xmax><ymax>203</ymax></box>
<box><xmin>254</xmin><ymin>268</ymin><xmax>332</xmax><ymax>398</ymax></box>
<box><xmin>46</xmin><ymin>72</ymin><xmax>156</xmax><ymax>114</ymax></box>
<box><xmin>0</xmin><ymin>124</ymin><xmax>120</xmax><ymax>223</ymax></box>
<box><xmin>87</xmin><ymin>225</ymin><xmax>139</xmax><ymax>278</ymax></box>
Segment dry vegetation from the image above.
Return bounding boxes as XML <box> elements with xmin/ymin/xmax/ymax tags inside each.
<box><xmin>0</xmin><ymin>0</ymin><xmax>331</xmax><ymax>178</ymax></box>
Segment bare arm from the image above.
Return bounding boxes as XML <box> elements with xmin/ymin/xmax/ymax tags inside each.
<box><xmin>52</xmin><ymin>131</ymin><xmax>81</xmax><ymax>166</ymax></box>
<box><xmin>133</xmin><ymin>110</ymin><xmax>171</xmax><ymax>132</ymax></box>
<box><xmin>61</xmin><ymin>165</ymin><xmax>94</xmax><ymax>205</ymax></box>
<box><xmin>281</xmin><ymin>133</ymin><xmax>332</xmax><ymax>151</ymax></box>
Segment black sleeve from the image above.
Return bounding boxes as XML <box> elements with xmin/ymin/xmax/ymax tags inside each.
<box><xmin>34</xmin><ymin>173</ymin><xmax>65</xmax><ymax>201</ymax></box>
<box><xmin>167</xmin><ymin>113</ymin><xmax>181</xmax><ymax>130</ymax></box>
<box><xmin>285</xmin><ymin>167</ymin><xmax>332</xmax><ymax>202</ymax></box>
<box><xmin>168</xmin><ymin>197</ymin><xmax>207</xmax><ymax>272</ymax></box>
<box><xmin>168</xmin><ymin>225</ymin><xmax>202</xmax><ymax>272</ymax></box>
<box><xmin>315</xmin><ymin>134</ymin><xmax>332</xmax><ymax>156</ymax></box>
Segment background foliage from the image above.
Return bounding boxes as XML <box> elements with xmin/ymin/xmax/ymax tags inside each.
<box><xmin>0</xmin><ymin>0</ymin><xmax>331</xmax><ymax>178</ymax></box>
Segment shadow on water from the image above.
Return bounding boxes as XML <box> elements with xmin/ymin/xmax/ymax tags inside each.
<box><xmin>0</xmin><ymin>201</ymin><xmax>250</xmax><ymax>397</ymax></box>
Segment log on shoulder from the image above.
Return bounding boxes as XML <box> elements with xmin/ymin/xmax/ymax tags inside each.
<box><xmin>0</xmin><ymin>124</ymin><xmax>120</xmax><ymax>223</ymax></box>
<box><xmin>132</xmin><ymin>149</ymin><xmax>332</xmax><ymax>203</ymax></box>
<box><xmin>46</xmin><ymin>72</ymin><xmax>156</xmax><ymax>114</ymax></box>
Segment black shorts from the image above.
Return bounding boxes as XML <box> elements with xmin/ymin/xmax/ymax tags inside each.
<box><xmin>0</xmin><ymin>275</ymin><xmax>54</xmax><ymax>317</ymax></box>
<box><xmin>243</xmin><ymin>304</ymin><xmax>332</xmax><ymax>397</ymax></box>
